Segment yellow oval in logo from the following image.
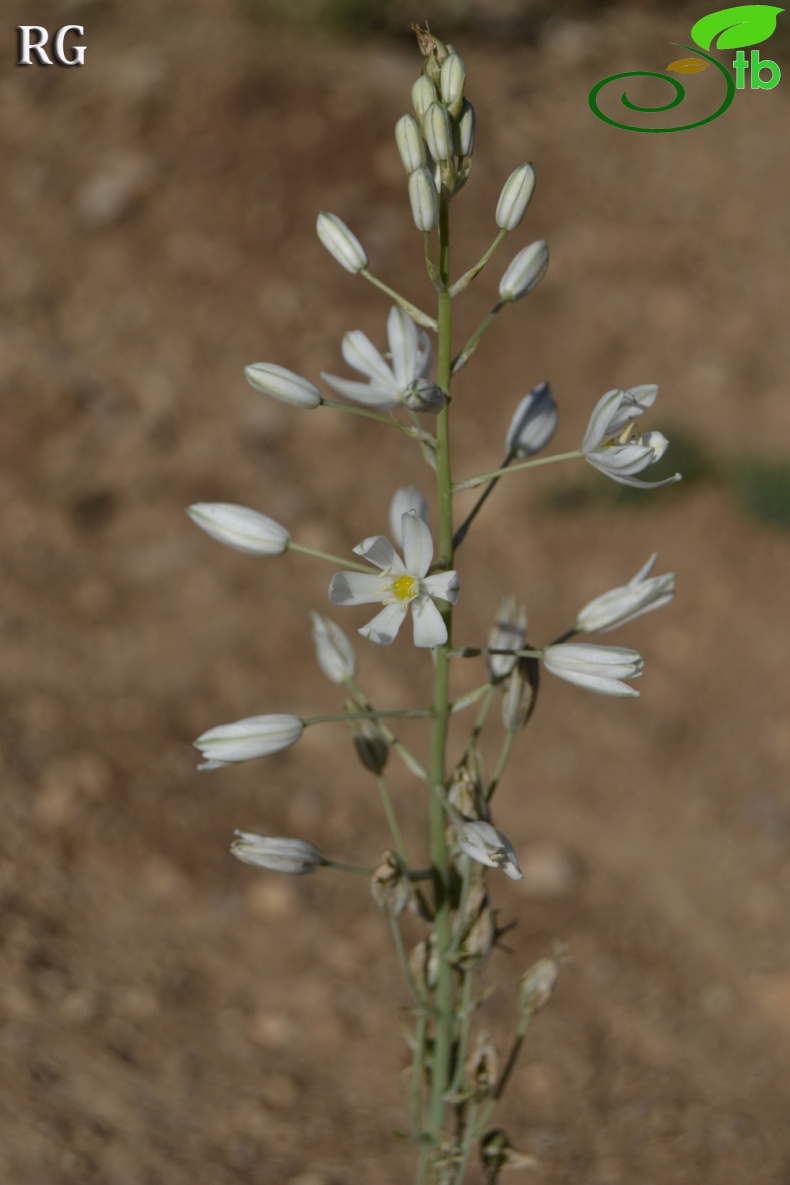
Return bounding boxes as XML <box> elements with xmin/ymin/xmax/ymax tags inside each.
<box><xmin>666</xmin><ymin>57</ymin><xmax>709</xmax><ymax>74</ymax></box>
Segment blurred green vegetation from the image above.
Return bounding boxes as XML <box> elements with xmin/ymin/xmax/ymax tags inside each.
<box><xmin>542</xmin><ymin>427</ymin><xmax>790</xmax><ymax>535</ymax></box>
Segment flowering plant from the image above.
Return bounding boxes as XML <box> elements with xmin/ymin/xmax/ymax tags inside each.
<box><xmin>187</xmin><ymin>27</ymin><xmax>678</xmax><ymax>1184</ymax></box>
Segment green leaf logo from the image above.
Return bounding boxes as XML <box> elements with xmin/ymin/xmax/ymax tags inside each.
<box><xmin>691</xmin><ymin>4</ymin><xmax>784</xmax><ymax>50</ymax></box>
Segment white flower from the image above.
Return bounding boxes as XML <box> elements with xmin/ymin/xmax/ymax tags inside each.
<box><xmin>457</xmin><ymin>821</ymin><xmax>523</xmax><ymax>881</ymax></box>
<box><xmin>576</xmin><ymin>555</ymin><xmax>676</xmax><ymax>634</ymax></box>
<box><xmin>505</xmin><ymin>381</ymin><xmax>558</xmax><ymax>458</ymax></box>
<box><xmin>195</xmin><ymin>713</ymin><xmax>303</xmax><ymax>766</ymax></box>
<box><xmin>187</xmin><ymin>503</ymin><xmax>290</xmax><ymax>556</ymax></box>
<box><xmin>309</xmin><ymin>612</ymin><xmax>357</xmax><ymax>684</ymax></box>
<box><xmin>395</xmin><ymin>113</ymin><xmax>427</xmax><ymax>173</ymax></box>
<box><xmin>328</xmin><ymin>511</ymin><xmax>459</xmax><ymax>648</ymax></box>
<box><xmin>321</xmin><ymin>306</ymin><xmax>438</xmax><ymax>412</ymax></box>
<box><xmin>582</xmin><ymin>385</ymin><xmax>681</xmax><ymax>488</ymax></box>
<box><xmin>389</xmin><ymin>485</ymin><xmax>430</xmax><ymax>547</ymax></box>
<box><xmin>316</xmin><ymin>211</ymin><xmax>368</xmax><ymax>274</ymax></box>
<box><xmin>543</xmin><ymin>643</ymin><xmax>644</xmax><ymax>697</ymax></box>
<box><xmin>231</xmin><ymin>832</ymin><xmax>324</xmax><ymax>875</ymax></box>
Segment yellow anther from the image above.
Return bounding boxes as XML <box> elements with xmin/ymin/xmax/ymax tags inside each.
<box><xmin>391</xmin><ymin>574</ymin><xmax>418</xmax><ymax>601</ymax></box>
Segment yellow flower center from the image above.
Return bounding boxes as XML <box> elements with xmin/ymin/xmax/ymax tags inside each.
<box><xmin>391</xmin><ymin>574</ymin><xmax>418</xmax><ymax>601</ymax></box>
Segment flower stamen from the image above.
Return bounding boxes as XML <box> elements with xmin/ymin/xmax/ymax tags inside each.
<box><xmin>391</xmin><ymin>574</ymin><xmax>419</xmax><ymax>601</ymax></box>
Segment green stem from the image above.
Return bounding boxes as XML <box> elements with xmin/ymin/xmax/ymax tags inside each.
<box><xmin>376</xmin><ymin>774</ymin><xmax>409</xmax><ymax>863</ymax></box>
<box><xmin>304</xmin><ymin>708</ymin><xmax>433</xmax><ymax>726</ymax></box>
<box><xmin>288</xmin><ymin>540</ymin><xmax>376</xmax><ymax>574</ymax></box>
<box><xmin>452</xmin><ymin>450</ymin><xmax>515</xmax><ymax>550</ymax></box>
<box><xmin>487</xmin><ymin>730</ymin><xmax>515</xmax><ymax>802</ymax></box>
<box><xmin>323</xmin><ymin>859</ymin><xmax>373</xmax><ymax>876</ymax></box>
<box><xmin>427</xmin><ymin>194</ymin><xmax>456</xmax><ymax>1158</ymax></box>
<box><xmin>460</xmin><ymin>686</ymin><xmax>496</xmax><ymax>763</ymax></box>
<box><xmin>412</xmin><ymin>1014</ymin><xmax>428</xmax><ymax>1142</ymax></box>
<box><xmin>346</xmin><ymin>679</ymin><xmax>430</xmax><ymax>780</ymax></box>
<box><xmin>451</xmin><ymin>302</ymin><xmax>504</xmax><ymax>374</ymax></box>
<box><xmin>390</xmin><ymin>917</ymin><xmax>428</xmax><ymax>1011</ymax></box>
<box><xmin>448</xmin><ymin>647</ymin><xmax>543</xmax><ymax>661</ymax></box>
<box><xmin>449</xmin><ymin>229</ymin><xmax>507</xmax><ymax>297</ymax></box>
<box><xmin>359</xmin><ymin>268</ymin><xmax>438</xmax><ymax>331</ymax></box>
<box><xmin>453</xmin><ymin>449</ymin><xmax>583</xmax><ymax>492</ymax></box>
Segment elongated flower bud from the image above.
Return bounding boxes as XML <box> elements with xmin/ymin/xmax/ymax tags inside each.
<box><xmin>408</xmin><ymin>165</ymin><xmax>439</xmax><ymax>231</ymax></box>
<box><xmin>309</xmin><ymin>612</ymin><xmax>357</xmax><ymax>683</ymax></box>
<box><xmin>576</xmin><ymin>555</ymin><xmax>676</xmax><ymax>634</ymax></box>
<box><xmin>195</xmin><ymin>713</ymin><xmax>303</xmax><ymax>765</ymax></box>
<box><xmin>316</xmin><ymin>211</ymin><xmax>368</xmax><ymax>274</ymax></box>
<box><xmin>231</xmin><ymin>832</ymin><xmax>323</xmax><ymax>875</ymax></box>
<box><xmin>244</xmin><ymin>363</ymin><xmax>321</xmax><ymax>409</ymax></box>
<box><xmin>499</xmin><ymin>240</ymin><xmax>549</xmax><ymax>302</ymax></box>
<box><xmin>395</xmin><ymin>113</ymin><xmax>426</xmax><ymax>173</ymax></box>
<box><xmin>423</xmin><ymin>102</ymin><xmax>453</xmax><ymax>163</ymax></box>
<box><xmin>501</xmin><ymin>657</ymin><xmax>539</xmax><ymax>732</ymax></box>
<box><xmin>543</xmin><ymin>643</ymin><xmax>643</xmax><ymax>697</ymax></box>
<box><xmin>411</xmin><ymin>75</ymin><xmax>437</xmax><ymax>122</ymax></box>
<box><xmin>440</xmin><ymin>52</ymin><xmax>465</xmax><ymax>117</ymax></box>
<box><xmin>187</xmin><ymin>502</ymin><xmax>290</xmax><ymax>556</ymax></box>
<box><xmin>518</xmin><ymin>954</ymin><xmax>560</xmax><ymax>1015</ymax></box>
<box><xmin>487</xmin><ymin>595</ymin><xmax>527</xmax><ymax>681</ymax></box>
<box><xmin>455</xmin><ymin>100</ymin><xmax>475</xmax><ymax>157</ymax></box>
<box><xmin>348</xmin><ymin>713</ymin><xmax>389</xmax><ymax>775</ymax></box>
<box><xmin>495</xmin><ymin>163</ymin><xmax>536</xmax><ymax>231</ymax></box>
<box><xmin>505</xmin><ymin>381</ymin><xmax>558</xmax><ymax>457</ymax></box>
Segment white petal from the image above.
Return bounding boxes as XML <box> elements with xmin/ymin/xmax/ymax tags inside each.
<box><xmin>582</xmin><ymin>388</ymin><xmax>625</xmax><ymax>452</ymax></box>
<box><xmin>549</xmin><ymin>668</ymin><xmax>640</xmax><ymax>697</ymax></box>
<box><xmin>401</xmin><ymin>511</ymin><xmax>434</xmax><ymax>577</ymax></box>
<box><xmin>629</xmin><ymin>553</ymin><xmax>658</xmax><ymax>585</ymax></box>
<box><xmin>422</xmin><ymin>569</ymin><xmax>460</xmax><ymax>604</ymax></box>
<box><xmin>320</xmin><ymin>372</ymin><xmax>401</xmax><ymax>410</ymax></box>
<box><xmin>387</xmin><ymin>306</ymin><xmax>419</xmax><ymax>388</ymax></box>
<box><xmin>353</xmin><ymin>535</ymin><xmax>406</xmax><ymax>572</ymax></box>
<box><xmin>410</xmin><ymin>595</ymin><xmax>447</xmax><ymax>648</ymax></box>
<box><xmin>342</xmin><ymin>330</ymin><xmax>395</xmax><ymax>388</ymax></box>
<box><xmin>328</xmin><ymin>571</ymin><xmax>386</xmax><ymax>606</ymax></box>
<box><xmin>415</xmin><ymin>327</ymin><xmax>432</xmax><ymax>379</ymax></box>
<box><xmin>359</xmin><ymin>601</ymin><xmax>409</xmax><ymax>645</ymax></box>
<box><xmin>389</xmin><ymin>486</ymin><xmax>430</xmax><ymax>547</ymax></box>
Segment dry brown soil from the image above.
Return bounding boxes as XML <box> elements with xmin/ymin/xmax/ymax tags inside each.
<box><xmin>2</xmin><ymin>3</ymin><xmax>790</xmax><ymax>1183</ymax></box>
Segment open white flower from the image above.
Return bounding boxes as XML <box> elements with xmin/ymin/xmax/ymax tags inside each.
<box><xmin>543</xmin><ymin>643</ymin><xmax>644</xmax><ymax>697</ymax></box>
<box><xmin>328</xmin><ymin>511</ymin><xmax>459</xmax><ymax>648</ymax></box>
<box><xmin>321</xmin><ymin>306</ymin><xmax>441</xmax><ymax>411</ymax></box>
<box><xmin>576</xmin><ymin>554</ymin><xmax>676</xmax><ymax>634</ymax></box>
<box><xmin>457</xmin><ymin>820</ymin><xmax>523</xmax><ymax>881</ymax></box>
<box><xmin>582</xmin><ymin>385</ymin><xmax>681</xmax><ymax>488</ymax></box>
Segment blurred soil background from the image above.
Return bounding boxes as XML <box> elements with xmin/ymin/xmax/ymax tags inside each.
<box><xmin>2</xmin><ymin>0</ymin><xmax>790</xmax><ymax>1182</ymax></box>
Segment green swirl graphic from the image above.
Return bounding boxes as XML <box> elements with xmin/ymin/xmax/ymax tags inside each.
<box><xmin>588</xmin><ymin>44</ymin><xmax>736</xmax><ymax>132</ymax></box>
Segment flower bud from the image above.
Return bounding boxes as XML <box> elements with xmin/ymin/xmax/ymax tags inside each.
<box><xmin>410</xmin><ymin>935</ymin><xmax>438</xmax><ymax>993</ymax></box>
<box><xmin>414</xmin><ymin>26</ymin><xmax>451</xmax><ymax>87</ymax></box>
<box><xmin>501</xmin><ymin>657</ymin><xmax>539</xmax><ymax>732</ymax></box>
<box><xmin>407</xmin><ymin>166</ymin><xmax>439</xmax><ymax>232</ymax></box>
<box><xmin>487</xmin><ymin>595</ymin><xmax>527</xmax><ymax>681</ymax></box>
<box><xmin>454</xmin><ymin>100</ymin><xmax>475</xmax><ymax>157</ymax></box>
<box><xmin>423</xmin><ymin>102</ymin><xmax>453</xmax><ymax>163</ymax></box>
<box><xmin>499</xmin><ymin>240</ymin><xmax>549</xmax><ymax>302</ymax></box>
<box><xmin>316</xmin><ymin>211</ymin><xmax>368</xmax><ymax>274</ymax></box>
<box><xmin>347</xmin><ymin>711</ymin><xmax>389</xmax><ymax>775</ymax></box>
<box><xmin>495</xmin><ymin>163</ymin><xmax>536</xmax><ymax>231</ymax></box>
<box><xmin>187</xmin><ymin>502</ymin><xmax>290</xmax><ymax>556</ymax></box>
<box><xmin>448</xmin><ymin>756</ymin><xmax>485</xmax><ymax>822</ymax></box>
<box><xmin>395</xmin><ymin>113</ymin><xmax>426</xmax><ymax>173</ymax></box>
<box><xmin>518</xmin><ymin>954</ymin><xmax>560</xmax><ymax>1015</ymax></box>
<box><xmin>440</xmin><ymin>52</ymin><xmax>466</xmax><ymax>117</ymax></box>
<box><xmin>231</xmin><ymin>832</ymin><xmax>323</xmax><ymax>875</ymax></box>
<box><xmin>466</xmin><ymin>1030</ymin><xmax>498</xmax><ymax>1097</ymax></box>
<box><xmin>457</xmin><ymin>821</ymin><xmax>523</xmax><ymax>881</ymax></box>
<box><xmin>505</xmin><ymin>381</ymin><xmax>558</xmax><ymax>457</ymax></box>
<box><xmin>309</xmin><ymin>611</ymin><xmax>357</xmax><ymax>684</ymax></box>
<box><xmin>389</xmin><ymin>485</ymin><xmax>430</xmax><ymax>548</ymax></box>
<box><xmin>195</xmin><ymin>713</ymin><xmax>303</xmax><ymax>765</ymax></box>
<box><xmin>244</xmin><ymin>363</ymin><xmax>321</xmax><ymax>409</ymax></box>
<box><xmin>456</xmin><ymin>877</ymin><xmax>495</xmax><ymax>967</ymax></box>
<box><xmin>402</xmin><ymin>377</ymin><xmax>445</xmax><ymax>413</ymax></box>
<box><xmin>370</xmin><ymin>852</ymin><xmax>410</xmax><ymax>918</ymax></box>
<box><xmin>481</xmin><ymin>1130</ymin><xmax>539</xmax><ymax>1175</ymax></box>
<box><xmin>411</xmin><ymin>75</ymin><xmax>437</xmax><ymax>122</ymax></box>
<box><xmin>576</xmin><ymin>555</ymin><xmax>676</xmax><ymax>634</ymax></box>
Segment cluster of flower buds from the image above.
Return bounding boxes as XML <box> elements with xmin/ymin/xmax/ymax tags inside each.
<box><xmin>397</xmin><ymin>29</ymin><xmax>474</xmax><ymax>229</ymax></box>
